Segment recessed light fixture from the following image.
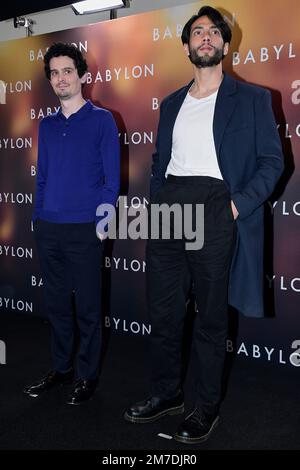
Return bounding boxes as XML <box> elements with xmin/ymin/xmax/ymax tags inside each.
<box><xmin>72</xmin><ymin>0</ymin><xmax>126</xmax><ymax>15</ymax></box>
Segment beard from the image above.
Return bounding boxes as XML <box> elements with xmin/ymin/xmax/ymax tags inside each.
<box><xmin>56</xmin><ymin>90</ymin><xmax>71</xmax><ymax>100</ymax></box>
<box><xmin>188</xmin><ymin>45</ymin><xmax>224</xmax><ymax>68</ymax></box>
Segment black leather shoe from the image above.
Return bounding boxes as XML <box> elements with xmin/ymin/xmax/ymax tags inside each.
<box><xmin>23</xmin><ymin>369</ymin><xmax>74</xmax><ymax>398</ymax></box>
<box><xmin>124</xmin><ymin>391</ymin><xmax>184</xmax><ymax>423</ymax></box>
<box><xmin>66</xmin><ymin>378</ymin><xmax>98</xmax><ymax>405</ymax></box>
<box><xmin>174</xmin><ymin>408</ymin><xmax>219</xmax><ymax>444</ymax></box>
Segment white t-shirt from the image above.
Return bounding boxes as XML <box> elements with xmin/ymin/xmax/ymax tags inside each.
<box><xmin>165</xmin><ymin>89</ymin><xmax>223</xmax><ymax>180</ymax></box>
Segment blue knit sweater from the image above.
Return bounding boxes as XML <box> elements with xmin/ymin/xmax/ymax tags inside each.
<box><xmin>33</xmin><ymin>100</ymin><xmax>120</xmax><ymax>224</ymax></box>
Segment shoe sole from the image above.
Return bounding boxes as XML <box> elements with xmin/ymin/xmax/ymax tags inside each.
<box><xmin>124</xmin><ymin>404</ymin><xmax>184</xmax><ymax>423</ymax></box>
<box><xmin>174</xmin><ymin>416</ymin><xmax>219</xmax><ymax>444</ymax></box>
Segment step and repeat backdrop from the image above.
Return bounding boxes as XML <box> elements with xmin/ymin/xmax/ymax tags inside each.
<box><xmin>0</xmin><ymin>1</ymin><xmax>299</xmax><ymax>369</ymax></box>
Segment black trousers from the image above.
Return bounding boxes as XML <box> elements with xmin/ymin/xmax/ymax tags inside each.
<box><xmin>34</xmin><ymin>220</ymin><xmax>103</xmax><ymax>380</ymax></box>
<box><xmin>147</xmin><ymin>175</ymin><xmax>236</xmax><ymax>414</ymax></box>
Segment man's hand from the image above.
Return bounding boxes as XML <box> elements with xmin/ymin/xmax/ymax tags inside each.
<box><xmin>231</xmin><ymin>200</ymin><xmax>239</xmax><ymax>220</ymax></box>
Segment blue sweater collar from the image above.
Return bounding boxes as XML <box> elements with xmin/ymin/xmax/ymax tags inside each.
<box><xmin>56</xmin><ymin>99</ymin><xmax>92</xmax><ymax>121</ymax></box>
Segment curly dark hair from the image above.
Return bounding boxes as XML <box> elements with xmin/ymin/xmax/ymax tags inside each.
<box><xmin>44</xmin><ymin>42</ymin><xmax>88</xmax><ymax>80</ymax></box>
<box><xmin>181</xmin><ymin>5</ymin><xmax>232</xmax><ymax>45</ymax></box>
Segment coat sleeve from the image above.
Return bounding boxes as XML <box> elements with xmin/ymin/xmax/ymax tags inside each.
<box><xmin>231</xmin><ymin>90</ymin><xmax>284</xmax><ymax>219</ymax></box>
<box><xmin>150</xmin><ymin>99</ymin><xmax>166</xmax><ymax>201</ymax></box>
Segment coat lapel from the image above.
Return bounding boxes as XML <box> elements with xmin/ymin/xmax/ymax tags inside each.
<box><xmin>213</xmin><ymin>72</ymin><xmax>238</xmax><ymax>157</ymax></box>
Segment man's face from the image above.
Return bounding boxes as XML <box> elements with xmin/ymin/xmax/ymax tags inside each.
<box><xmin>49</xmin><ymin>55</ymin><xmax>86</xmax><ymax>100</ymax></box>
<box><xmin>184</xmin><ymin>15</ymin><xmax>229</xmax><ymax>68</ymax></box>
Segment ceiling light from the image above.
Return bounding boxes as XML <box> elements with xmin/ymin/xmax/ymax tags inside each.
<box><xmin>72</xmin><ymin>0</ymin><xmax>126</xmax><ymax>15</ymax></box>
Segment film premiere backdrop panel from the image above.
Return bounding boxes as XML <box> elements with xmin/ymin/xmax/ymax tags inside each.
<box><xmin>0</xmin><ymin>0</ymin><xmax>299</xmax><ymax>369</ymax></box>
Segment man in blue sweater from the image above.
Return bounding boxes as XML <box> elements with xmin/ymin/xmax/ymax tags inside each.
<box><xmin>24</xmin><ymin>43</ymin><xmax>120</xmax><ymax>405</ymax></box>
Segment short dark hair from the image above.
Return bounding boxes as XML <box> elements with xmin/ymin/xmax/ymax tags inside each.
<box><xmin>181</xmin><ymin>5</ymin><xmax>232</xmax><ymax>45</ymax></box>
<box><xmin>44</xmin><ymin>42</ymin><xmax>88</xmax><ymax>80</ymax></box>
